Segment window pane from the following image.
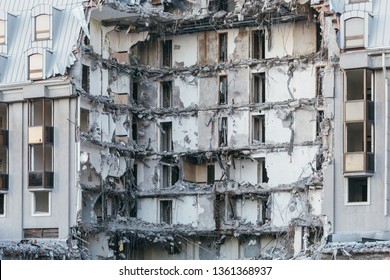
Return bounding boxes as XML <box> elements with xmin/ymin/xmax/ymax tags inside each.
<box><xmin>35</xmin><ymin>14</ymin><xmax>50</xmax><ymax>40</ymax></box>
<box><xmin>348</xmin><ymin>177</ymin><xmax>368</xmax><ymax>203</ymax></box>
<box><xmin>29</xmin><ymin>54</ymin><xmax>43</xmax><ymax>80</ymax></box>
<box><xmin>34</xmin><ymin>191</ymin><xmax>49</xmax><ymax>213</ymax></box>
<box><xmin>0</xmin><ymin>20</ymin><xmax>5</xmax><ymax>44</ymax></box>
<box><xmin>346</xmin><ymin>18</ymin><xmax>364</xmax><ymax>37</ymax></box>
<box><xmin>345</xmin><ymin>18</ymin><xmax>364</xmax><ymax>48</ymax></box>
<box><xmin>346</xmin><ymin>122</ymin><xmax>364</xmax><ymax>152</ymax></box>
<box><xmin>346</xmin><ymin>69</ymin><xmax>364</xmax><ymax>100</ymax></box>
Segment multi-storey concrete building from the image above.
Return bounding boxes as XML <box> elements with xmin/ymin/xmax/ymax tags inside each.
<box><xmin>319</xmin><ymin>0</ymin><xmax>390</xmax><ymax>258</ymax></box>
<box><xmin>79</xmin><ymin>0</ymin><xmax>331</xmax><ymax>260</ymax></box>
<box><xmin>0</xmin><ymin>0</ymin><xmax>87</xmax><ymax>259</ymax></box>
<box><xmin>1</xmin><ymin>0</ymin><xmax>390</xmax><ymax>260</ymax></box>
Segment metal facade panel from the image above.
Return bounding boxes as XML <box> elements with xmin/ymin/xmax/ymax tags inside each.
<box><xmin>0</xmin><ymin>0</ymin><xmax>84</xmax><ymax>83</ymax></box>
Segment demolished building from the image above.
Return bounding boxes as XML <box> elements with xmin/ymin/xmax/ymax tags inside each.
<box><xmin>0</xmin><ymin>0</ymin><xmax>389</xmax><ymax>260</ymax></box>
<box><xmin>79</xmin><ymin>0</ymin><xmax>330</xmax><ymax>260</ymax></box>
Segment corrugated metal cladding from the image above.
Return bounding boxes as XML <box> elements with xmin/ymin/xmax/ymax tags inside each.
<box><xmin>0</xmin><ymin>0</ymin><xmax>85</xmax><ymax>84</ymax></box>
<box><xmin>370</xmin><ymin>0</ymin><xmax>390</xmax><ymax>48</ymax></box>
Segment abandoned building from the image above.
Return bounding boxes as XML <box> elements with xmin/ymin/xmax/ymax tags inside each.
<box><xmin>0</xmin><ymin>0</ymin><xmax>389</xmax><ymax>260</ymax></box>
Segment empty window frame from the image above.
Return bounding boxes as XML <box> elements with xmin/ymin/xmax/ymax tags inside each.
<box><xmin>219</xmin><ymin>75</ymin><xmax>228</xmax><ymax>105</ymax></box>
<box><xmin>132</xmin><ymin>82</ymin><xmax>138</xmax><ymax>104</ymax></box>
<box><xmin>132</xmin><ymin>123</ymin><xmax>138</xmax><ymax>143</ymax></box>
<box><xmin>218</xmin><ymin>33</ymin><xmax>227</xmax><ymax>62</ymax></box>
<box><xmin>347</xmin><ymin>177</ymin><xmax>368</xmax><ymax>203</ymax></box>
<box><xmin>28</xmin><ymin>53</ymin><xmax>43</xmax><ymax>80</ymax></box>
<box><xmin>160</xmin><ymin>200</ymin><xmax>173</xmax><ymax>224</ymax></box>
<box><xmin>161</xmin><ymin>81</ymin><xmax>172</xmax><ymax>108</ymax></box>
<box><xmin>253</xmin><ymin>73</ymin><xmax>265</xmax><ymax>103</ymax></box>
<box><xmin>161</xmin><ymin>164</ymin><xmax>179</xmax><ymax>188</ymax></box>
<box><xmin>219</xmin><ymin>117</ymin><xmax>228</xmax><ymax>147</ymax></box>
<box><xmin>160</xmin><ymin>122</ymin><xmax>172</xmax><ymax>152</ymax></box>
<box><xmin>207</xmin><ymin>164</ymin><xmax>215</xmax><ymax>185</ymax></box>
<box><xmin>32</xmin><ymin>191</ymin><xmax>50</xmax><ymax>215</ymax></box>
<box><xmin>316</xmin><ymin>67</ymin><xmax>325</xmax><ymax>97</ymax></box>
<box><xmin>0</xmin><ymin>20</ymin><xmax>5</xmax><ymax>44</ymax></box>
<box><xmin>316</xmin><ymin>110</ymin><xmax>324</xmax><ymax>138</ymax></box>
<box><xmin>80</xmin><ymin>108</ymin><xmax>90</xmax><ymax>133</ymax></box>
<box><xmin>209</xmin><ymin>0</ymin><xmax>228</xmax><ymax>12</ymax></box>
<box><xmin>132</xmin><ymin>164</ymin><xmax>138</xmax><ymax>188</ymax></box>
<box><xmin>161</xmin><ymin>40</ymin><xmax>172</xmax><ymax>67</ymax></box>
<box><xmin>252</xmin><ymin>30</ymin><xmax>265</xmax><ymax>59</ymax></box>
<box><xmin>35</xmin><ymin>14</ymin><xmax>50</xmax><ymax>40</ymax></box>
<box><xmin>82</xmin><ymin>65</ymin><xmax>90</xmax><ymax>93</ymax></box>
<box><xmin>257</xmin><ymin>158</ymin><xmax>268</xmax><ymax>183</ymax></box>
<box><xmin>252</xmin><ymin>115</ymin><xmax>265</xmax><ymax>143</ymax></box>
<box><xmin>345</xmin><ymin>17</ymin><xmax>364</xmax><ymax>49</ymax></box>
<box><xmin>0</xmin><ymin>193</ymin><xmax>5</xmax><ymax>216</ymax></box>
<box><xmin>216</xmin><ymin>193</ymin><xmax>236</xmax><ymax>222</ymax></box>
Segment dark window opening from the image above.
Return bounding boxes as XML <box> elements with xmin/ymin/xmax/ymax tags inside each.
<box><xmin>348</xmin><ymin>177</ymin><xmax>368</xmax><ymax>203</ymax></box>
<box><xmin>219</xmin><ymin>117</ymin><xmax>228</xmax><ymax>147</ymax></box>
<box><xmin>160</xmin><ymin>122</ymin><xmax>173</xmax><ymax>152</ymax></box>
<box><xmin>160</xmin><ymin>200</ymin><xmax>172</xmax><ymax>224</ymax></box>
<box><xmin>253</xmin><ymin>115</ymin><xmax>265</xmax><ymax>143</ymax></box>
<box><xmin>0</xmin><ymin>194</ymin><xmax>4</xmax><ymax>215</ymax></box>
<box><xmin>132</xmin><ymin>123</ymin><xmax>138</xmax><ymax>143</ymax></box>
<box><xmin>316</xmin><ymin>153</ymin><xmax>324</xmax><ymax>171</ymax></box>
<box><xmin>132</xmin><ymin>164</ymin><xmax>137</xmax><ymax>188</ymax></box>
<box><xmin>161</xmin><ymin>81</ymin><xmax>172</xmax><ymax>108</ymax></box>
<box><xmin>346</xmin><ymin>122</ymin><xmax>364</xmax><ymax>152</ymax></box>
<box><xmin>207</xmin><ymin>164</ymin><xmax>215</xmax><ymax>185</ymax></box>
<box><xmin>219</xmin><ymin>33</ymin><xmax>227</xmax><ymax>62</ymax></box>
<box><xmin>162</xmin><ymin>40</ymin><xmax>172</xmax><ymax>67</ymax></box>
<box><xmin>253</xmin><ymin>73</ymin><xmax>265</xmax><ymax>103</ymax></box>
<box><xmin>316</xmin><ymin>22</ymin><xmax>322</xmax><ymax>52</ymax></box>
<box><xmin>161</xmin><ymin>164</ymin><xmax>179</xmax><ymax>188</ymax></box>
<box><xmin>34</xmin><ymin>191</ymin><xmax>50</xmax><ymax>213</ymax></box>
<box><xmin>80</xmin><ymin>108</ymin><xmax>89</xmax><ymax>133</ymax></box>
<box><xmin>252</xmin><ymin>30</ymin><xmax>265</xmax><ymax>59</ymax></box>
<box><xmin>316</xmin><ymin>110</ymin><xmax>324</xmax><ymax>138</ymax></box>
<box><xmin>219</xmin><ymin>76</ymin><xmax>228</xmax><ymax>105</ymax></box>
<box><xmin>82</xmin><ymin>65</ymin><xmax>90</xmax><ymax>93</ymax></box>
<box><xmin>257</xmin><ymin>158</ymin><xmax>268</xmax><ymax>183</ymax></box>
<box><xmin>132</xmin><ymin>82</ymin><xmax>138</xmax><ymax>104</ymax></box>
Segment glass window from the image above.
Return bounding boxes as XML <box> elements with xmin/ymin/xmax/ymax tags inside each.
<box><xmin>0</xmin><ymin>20</ymin><xmax>5</xmax><ymax>44</ymax></box>
<box><xmin>29</xmin><ymin>54</ymin><xmax>43</xmax><ymax>80</ymax></box>
<box><xmin>35</xmin><ymin>14</ymin><xmax>50</xmax><ymax>40</ymax></box>
<box><xmin>345</xmin><ymin>18</ymin><xmax>364</xmax><ymax>49</ymax></box>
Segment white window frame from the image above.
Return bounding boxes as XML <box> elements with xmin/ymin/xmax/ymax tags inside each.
<box><xmin>32</xmin><ymin>191</ymin><xmax>51</xmax><ymax>216</ymax></box>
<box><xmin>344</xmin><ymin>177</ymin><xmax>371</xmax><ymax>206</ymax></box>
